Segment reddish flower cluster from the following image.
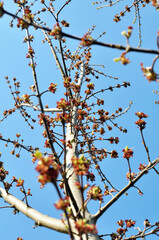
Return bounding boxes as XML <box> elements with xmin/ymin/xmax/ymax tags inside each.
<box><xmin>125</xmin><ymin>219</ymin><xmax>136</xmax><ymax>228</ymax></box>
<box><xmin>121</xmin><ymin>26</ymin><xmax>133</xmax><ymax>39</ymax></box>
<box><xmin>16</xmin><ymin>178</ymin><xmax>24</xmax><ymax>187</ymax></box>
<box><xmin>116</xmin><ymin>219</ymin><xmax>136</xmax><ymax>237</ymax></box>
<box><xmin>54</xmin><ymin>112</ymin><xmax>70</xmax><ymax>123</ymax></box>
<box><xmin>17</xmin><ymin>8</ymin><xmax>34</xmax><ymax>29</ymax></box>
<box><xmin>109</xmin><ymin>137</ymin><xmax>119</xmax><ymax>144</ymax></box>
<box><xmin>0</xmin><ymin>1</ymin><xmax>4</xmax><ymax>18</ymax></box>
<box><xmin>87</xmin><ymin>185</ymin><xmax>103</xmax><ymax>201</ymax></box>
<box><xmin>77</xmin><ymin>109</ymin><xmax>88</xmax><ymax>120</ymax></box>
<box><xmin>0</xmin><ymin>163</ymin><xmax>9</xmax><ymax>181</ymax></box>
<box><xmin>50</xmin><ymin>23</ymin><xmax>62</xmax><ymax>39</ymax></box>
<box><xmin>144</xmin><ymin>219</ymin><xmax>151</xmax><ymax>227</ymax></box>
<box><xmin>86</xmin><ymin>172</ymin><xmax>95</xmax><ymax>182</ymax></box>
<box><xmin>138</xmin><ymin>163</ymin><xmax>147</xmax><ymax>171</ymax></box>
<box><xmin>114</xmin><ymin>52</ymin><xmax>130</xmax><ymax>65</ymax></box>
<box><xmin>152</xmin><ymin>0</ymin><xmax>159</xmax><ymax>9</ymax></box>
<box><xmin>122</xmin><ymin>146</ymin><xmax>133</xmax><ymax>159</ymax></box>
<box><xmin>21</xmin><ymin>93</ymin><xmax>31</xmax><ymax>103</ymax></box>
<box><xmin>56</xmin><ymin>98</ymin><xmax>71</xmax><ymax>109</ymax></box>
<box><xmin>135</xmin><ymin>112</ymin><xmax>148</xmax><ymax>119</ymax></box>
<box><xmin>34</xmin><ymin>151</ymin><xmax>60</xmax><ymax>187</ymax></box>
<box><xmin>75</xmin><ymin>219</ymin><xmax>97</xmax><ymax>234</ymax></box>
<box><xmin>26</xmin><ymin>47</ymin><xmax>35</xmax><ymax>58</ymax></box>
<box><xmin>72</xmin><ymin>155</ymin><xmax>90</xmax><ymax>175</ymax></box>
<box><xmin>48</xmin><ymin>83</ymin><xmax>57</xmax><ymax>93</ymax></box>
<box><xmin>54</xmin><ymin>196</ymin><xmax>70</xmax><ymax>210</ymax></box>
<box><xmin>135</xmin><ymin>111</ymin><xmax>148</xmax><ymax>130</ymax></box>
<box><xmin>38</xmin><ymin>113</ymin><xmax>54</xmax><ymax>127</ymax></box>
<box><xmin>141</xmin><ymin>63</ymin><xmax>158</xmax><ymax>82</ymax></box>
<box><xmin>135</xmin><ymin>119</ymin><xmax>147</xmax><ymax>129</ymax></box>
<box><xmin>110</xmin><ymin>150</ymin><xmax>118</xmax><ymax>158</ymax></box>
<box><xmin>126</xmin><ymin>172</ymin><xmax>136</xmax><ymax>180</ymax></box>
<box><xmin>117</xmin><ymin>220</ymin><xmax>124</xmax><ymax>227</ymax></box>
<box><xmin>63</xmin><ymin>77</ymin><xmax>71</xmax><ymax>88</ymax></box>
<box><xmin>80</xmin><ymin>33</ymin><xmax>93</xmax><ymax>47</ymax></box>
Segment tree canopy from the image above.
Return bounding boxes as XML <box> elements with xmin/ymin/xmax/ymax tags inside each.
<box><xmin>0</xmin><ymin>1</ymin><xmax>159</xmax><ymax>240</ymax></box>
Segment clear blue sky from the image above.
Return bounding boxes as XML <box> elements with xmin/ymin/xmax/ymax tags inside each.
<box><xmin>0</xmin><ymin>1</ymin><xmax>159</xmax><ymax>239</ymax></box>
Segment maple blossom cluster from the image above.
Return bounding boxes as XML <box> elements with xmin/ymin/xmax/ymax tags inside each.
<box><xmin>141</xmin><ymin>63</ymin><xmax>158</xmax><ymax>82</ymax></box>
<box><xmin>71</xmin><ymin>155</ymin><xmax>90</xmax><ymax>175</ymax></box>
<box><xmin>15</xmin><ymin>178</ymin><xmax>24</xmax><ymax>187</ymax></box>
<box><xmin>135</xmin><ymin>111</ymin><xmax>148</xmax><ymax>130</ymax></box>
<box><xmin>75</xmin><ymin>219</ymin><xmax>97</xmax><ymax>234</ymax></box>
<box><xmin>48</xmin><ymin>83</ymin><xmax>57</xmax><ymax>94</ymax></box>
<box><xmin>126</xmin><ymin>172</ymin><xmax>137</xmax><ymax>181</ymax></box>
<box><xmin>0</xmin><ymin>162</ymin><xmax>9</xmax><ymax>182</ymax></box>
<box><xmin>34</xmin><ymin>151</ymin><xmax>60</xmax><ymax>187</ymax></box>
<box><xmin>87</xmin><ymin>185</ymin><xmax>103</xmax><ymax>201</ymax></box>
<box><xmin>54</xmin><ymin>196</ymin><xmax>70</xmax><ymax>210</ymax></box>
<box><xmin>0</xmin><ymin>1</ymin><xmax>4</xmax><ymax>18</ymax></box>
<box><xmin>112</xmin><ymin>219</ymin><xmax>136</xmax><ymax>238</ymax></box>
<box><xmin>121</xmin><ymin>26</ymin><xmax>133</xmax><ymax>39</ymax></box>
<box><xmin>56</xmin><ymin>98</ymin><xmax>71</xmax><ymax>110</ymax></box>
<box><xmin>49</xmin><ymin>23</ymin><xmax>62</xmax><ymax>39</ymax></box>
<box><xmin>80</xmin><ymin>33</ymin><xmax>94</xmax><ymax>47</ymax></box>
<box><xmin>26</xmin><ymin>47</ymin><xmax>35</xmax><ymax>59</ymax></box>
<box><xmin>122</xmin><ymin>146</ymin><xmax>133</xmax><ymax>159</ymax></box>
<box><xmin>17</xmin><ymin>8</ymin><xmax>34</xmax><ymax>29</ymax></box>
<box><xmin>114</xmin><ymin>52</ymin><xmax>130</xmax><ymax>65</ymax></box>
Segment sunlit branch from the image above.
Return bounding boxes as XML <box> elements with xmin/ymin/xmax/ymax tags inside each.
<box><xmin>0</xmin><ymin>186</ymin><xmax>68</xmax><ymax>233</ymax></box>
<box><xmin>42</xmin><ymin>30</ymin><xmax>66</xmax><ymax>80</ymax></box>
<box><xmin>19</xmin><ymin>103</ymin><xmax>62</xmax><ymax>112</ymax></box>
<box><xmin>2</xmin><ymin>9</ymin><xmax>159</xmax><ymax>55</ymax></box>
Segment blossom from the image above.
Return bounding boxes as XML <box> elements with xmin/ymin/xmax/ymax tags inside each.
<box><xmin>56</xmin><ymin>98</ymin><xmax>71</xmax><ymax>109</ymax></box>
<box><xmin>0</xmin><ymin>165</ymin><xmax>9</xmax><ymax>181</ymax></box>
<box><xmin>16</xmin><ymin>178</ymin><xmax>24</xmax><ymax>187</ymax></box>
<box><xmin>75</xmin><ymin>219</ymin><xmax>97</xmax><ymax>234</ymax></box>
<box><xmin>54</xmin><ymin>196</ymin><xmax>70</xmax><ymax>210</ymax></box>
<box><xmin>141</xmin><ymin>63</ymin><xmax>158</xmax><ymax>82</ymax></box>
<box><xmin>80</xmin><ymin>33</ymin><xmax>93</xmax><ymax>47</ymax></box>
<box><xmin>35</xmin><ymin>151</ymin><xmax>60</xmax><ymax>187</ymax></box>
<box><xmin>138</xmin><ymin>163</ymin><xmax>147</xmax><ymax>171</ymax></box>
<box><xmin>114</xmin><ymin>52</ymin><xmax>130</xmax><ymax>65</ymax></box>
<box><xmin>0</xmin><ymin>1</ymin><xmax>4</xmax><ymax>18</ymax></box>
<box><xmin>110</xmin><ymin>150</ymin><xmax>118</xmax><ymax>158</ymax></box>
<box><xmin>125</xmin><ymin>219</ymin><xmax>136</xmax><ymax>228</ymax></box>
<box><xmin>126</xmin><ymin>172</ymin><xmax>136</xmax><ymax>180</ymax></box>
<box><xmin>122</xmin><ymin>146</ymin><xmax>133</xmax><ymax>159</ymax></box>
<box><xmin>117</xmin><ymin>220</ymin><xmax>124</xmax><ymax>227</ymax></box>
<box><xmin>86</xmin><ymin>172</ymin><xmax>95</xmax><ymax>182</ymax></box>
<box><xmin>144</xmin><ymin>219</ymin><xmax>151</xmax><ymax>227</ymax></box>
<box><xmin>72</xmin><ymin>155</ymin><xmax>90</xmax><ymax>175</ymax></box>
<box><xmin>87</xmin><ymin>185</ymin><xmax>103</xmax><ymax>201</ymax></box>
<box><xmin>48</xmin><ymin>83</ymin><xmax>57</xmax><ymax>94</ymax></box>
<box><xmin>135</xmin><ymin>111</ymin><xmax>148</xmax><ymax>119</ymax></box>
<box><xmin>17</xmin><ymin>8</ymin><xmax>34</xmax><ymax>29</ymax></box>
<box><xmin>50</xmin><ymin>23</ymin><xmax>62</xmax><ymax>39</ymax></box>
<box><xmin>135</xmin><ymin>119</ymin><xmax>147</xmax><ymax>130</ymax></box>
<box><xmin>121</xmin><ymin>26</ymin><xmax>133</xmax><ymax>39</ymax></box>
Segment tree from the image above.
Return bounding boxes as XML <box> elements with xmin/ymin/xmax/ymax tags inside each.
<box><xmin>0</xmin><ymin>1</ymin><xmax>159</xmax><ymax>240</ymax></box>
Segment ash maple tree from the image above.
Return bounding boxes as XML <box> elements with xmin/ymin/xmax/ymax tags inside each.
<box><xmin>0</xmin><ymin>1</ymin><xmax>159</xmax><ymax>240</ymax></box>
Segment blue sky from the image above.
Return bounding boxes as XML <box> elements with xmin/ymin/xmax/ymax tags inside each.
<box><xmin>0</xmin><ymin>1</ymin><xmax>159</xmax><ymax>239</ymax></box>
